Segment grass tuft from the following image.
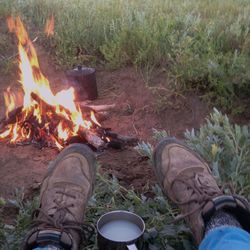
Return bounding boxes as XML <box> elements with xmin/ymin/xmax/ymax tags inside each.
<box><xmin>185</xmin><ymin>108</ymin><xmax>250</xmax><ymax>199</ymax></box>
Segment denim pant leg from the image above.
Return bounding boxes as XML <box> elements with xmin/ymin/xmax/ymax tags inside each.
<box><xmin>199</xmin><ymin>227</ymin><xmax>250</xmax><ymax>250</ymax></box>
<box><xmin>33</xmin><ymin>246</ymin><xmax>63</xmax><ymax>250</ymax></box>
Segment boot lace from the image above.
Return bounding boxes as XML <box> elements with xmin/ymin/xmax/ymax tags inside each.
<box><xmin>31</xmin><ymin>190</ymin><xmax>95</xmax><ymax>243</ymax></box>
<box><xmin>170</xmin><ymin>171</ymin><xmax>221</xmax><ymax>221</ymax></box>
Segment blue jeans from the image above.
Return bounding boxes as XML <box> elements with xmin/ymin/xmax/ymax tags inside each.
<box><xmin>33</xmin><ymin>246</ymin><xmax>62</xmax><ymax>250</ymax></box>
<box><xmin>34</xmin><ymin>227</ymin><xmax>250</xmax><ymax>250</ymax></box>
<box><xmin>199</xmin><ymin>227</ymin><xmax>250</xmax><ymax>250</ymax></box>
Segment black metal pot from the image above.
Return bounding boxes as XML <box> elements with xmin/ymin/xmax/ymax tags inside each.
<box><xmin>66</xmin><ymin>66</ymin><xmax>98</xmax><ymax>101</ymax></box>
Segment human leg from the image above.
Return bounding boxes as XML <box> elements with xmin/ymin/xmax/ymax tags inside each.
<box><xmin>200</xmin><ymin>227</ymin><xmax>250</xmax><ymax>250</ymax></box>
<box><xmin>153</xmin><ymin>137</ymin><xmax>250</xmax><ymax>249</ymax></box>
<box><xmin>21</xmin><ymin>143</ymin><xmax>96</xmax><ymax>250</ymax></box>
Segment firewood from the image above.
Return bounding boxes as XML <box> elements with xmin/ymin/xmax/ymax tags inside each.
<box><xmin>0</xmin><ymin>106</ymin><xmax>23</xmax><ymax>126</ymax></box>
<box><xmin>101</xmin><ymin>129</ymin><xmax>138</xmax><ymax>146</ymax></box>
<box><xmin>115</xmin><ymin>134</ymin><xmax>138</xmax><ymax>145</ymax></box>
<box><xmin>31</xmin><ymin>92</ymin><xmax>56</xmax><ymax>113</ymax></box>
<box><xmin>0</xmin><ymin>92</ymin><xmax>135</xmax><ymax>151</ymax></box>
<box><xmin>31</xmin><ymin>92</ymin><xmax>74</xmax><ymax>128</ymax></box>
<box><xmin>78</xmin><ymin>103</ymin><xmax>116</xmax><ymax>112</ymax></box>
<box><xmin>79</xmin><ymin>128</ymin><xmax>105</xmax><ymax>148</ymax></box>
<box><xmin>85</xmin><ymin>131</ymin><xmax>105</xmax><ymax>148</ymax></box>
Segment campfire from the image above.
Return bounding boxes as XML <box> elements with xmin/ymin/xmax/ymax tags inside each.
<box><xmin>0</xmin><ymin>17</ymin><xmax>136</xmax><ymax>150</ymax></box>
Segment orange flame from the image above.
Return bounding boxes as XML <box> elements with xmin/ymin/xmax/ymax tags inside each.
<box><xmin>0</xmin><ymin>126</ymin><xmax>12</xmax><ymax>139</ymax></box>
<box><xmin>90</xmin><ymin>111</ymin><xmax>101</xmax><ymax>127</ymax></box>
<box><xmin>57</xmin><ymin>122</ymin><xmax>70</xmax><ymax>141</ymax></box>
<box><xmin>0</xmin><ymin>17</ymin><xmax>101</xmax><ymax>149</ymax></box>
<box><xmin>10</xmin><ymin>123</ymin><xmax>19</xmax><ymax>143</ymax></box>
<box><xmin>44</xmin><ymin>15</ymin><xmax>54</xmax><ymax>37</ymax></box>
<box><xmin>55</xmin><ymin>140</ymin><xmax>63</xmax><ymax>151</ymax></box>
<box><xmin>4</xmin><ymin>88</ymin><xmax>16</xmax><ymax>119</ymax></box>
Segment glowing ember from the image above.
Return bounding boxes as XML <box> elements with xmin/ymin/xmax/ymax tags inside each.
<box><xmin>0</xmin><ymin>17</ymin><xmax>104</xmax><ymax>150</ymax></box>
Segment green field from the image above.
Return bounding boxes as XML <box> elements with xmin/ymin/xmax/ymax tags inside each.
<box><xmin>1</xmin><ymin>0</ymin><xmax>250</xmax><ymax>111</ymax></box>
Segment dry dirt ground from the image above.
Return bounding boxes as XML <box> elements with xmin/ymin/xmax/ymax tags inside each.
<box><xmin>0</xmin><ymin>43</ymin><xmax>209</xmax><ymax>201</ymax></box>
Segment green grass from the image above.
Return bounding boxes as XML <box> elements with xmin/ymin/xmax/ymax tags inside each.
<box><xmin>0</xmin><ymin>1</ymin><xmax>17</xmax><ymax>76</ymax></box>
<box><xmin>1</xmin><ymin>109</ymin><xmax>250</xmax><ymax>249</ymax></box>
<box><xmin>185</xmin><ymin>108</ymin><xmax>250</xmax><ymax>199</ymax></box>
<box><xmin>1</xmin><ymin>0</ymin><xmax>250</xmax><ymax>111</ymax></box>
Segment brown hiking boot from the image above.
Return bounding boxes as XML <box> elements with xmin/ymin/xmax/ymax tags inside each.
<box><xmin>153</xmin><ymin>137</ymin><xmax>223</xmax><ymax>243</ymax></box>
<box><xmin>22</xmin><ymin>143</ymin><xmax>96</xmax><ymax>250</ymax></box>
<box><xmin>153</xmin><ymin>137</ymin><xmax>250</xmax><ymax>243</ymax></box>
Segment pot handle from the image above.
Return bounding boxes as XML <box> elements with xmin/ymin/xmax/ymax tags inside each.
<box><xmin>127</xmin><ymin>244</ymin><xmax>138</xmax><ymax>250</ymax></box>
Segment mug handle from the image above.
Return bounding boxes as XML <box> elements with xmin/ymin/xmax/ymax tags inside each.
<box><xmin>127</xmin><ymin>244</ymin><xmax>138</xmax><ymax>250</ymax></box>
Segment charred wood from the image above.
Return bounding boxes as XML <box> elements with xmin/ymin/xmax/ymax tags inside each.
<box><xmin>79</xmin><ymin>128</ymin><xmax>105</xmax><ymax>148</ymax></box>
<box><xmin>0</xmin><ymin>106</ymin><xmax>23</xmax><ymax>127</ymax></box>
<box><xmin>99</xmin><ymin>128</ymin><xmax>138</xmax><ymax>146</ymax></box>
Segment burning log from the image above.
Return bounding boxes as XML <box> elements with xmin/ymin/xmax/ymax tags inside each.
<box><xmin>31</xmin><ymin>92</ymin><xmax>71</xmax><ymax>118</ymax></box>
<box><xmin>0</xmin><ymin>106</ymin><xmax>23</xmax><ymax>128</ymax></box>
<box><xmin>31</xmin><ymin>92</ymin><xmax>54</xmax><ymax>112</ymax></box>
<box><xmin>30</xmin><ymin>92</ymin><xmax>73</xmax><ymax>128</ymax></box>
<box><xmin>90</xmin><ymin>129</ymin><xmax>138</xmax><ymax>149</ymax></box>
<box><xmin>0</xmin><ymin>91</ymin><xmax>136</xmax><ymax>150</ymax></box>
<box><xmin>79</xmin><ymin>129</ymin><xmax>105</xmax><ymax>148</ymax></box>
